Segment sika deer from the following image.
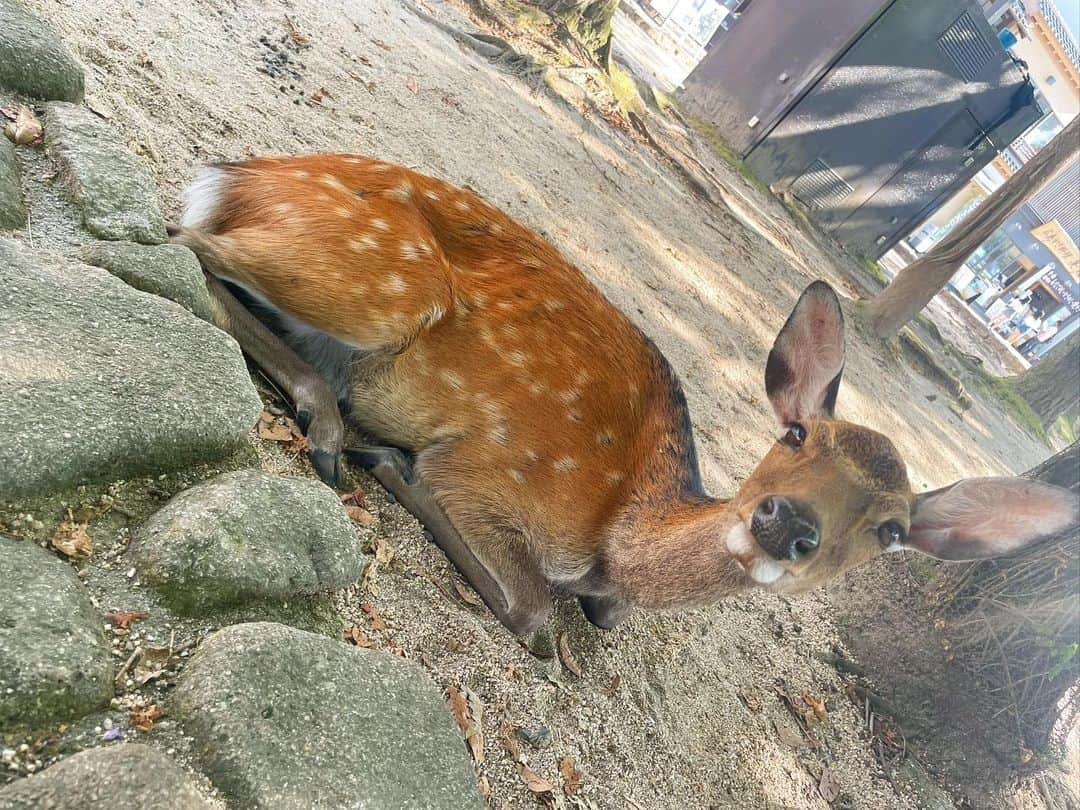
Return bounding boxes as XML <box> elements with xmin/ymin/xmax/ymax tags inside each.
<box><xmin>171</xmin><ymin>155</ymin><xmax>1077</xmax><ymax>636</ymax></box>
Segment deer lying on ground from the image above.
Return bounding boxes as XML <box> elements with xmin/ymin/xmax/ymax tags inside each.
<box><xmin>170</xmin><ymin>154</ymin><xmax>1077</xmax><ymax>636</ymax></box>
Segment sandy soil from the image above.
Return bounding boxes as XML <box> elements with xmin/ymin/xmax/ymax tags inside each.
<box><xmin>28</xmin><ymin>0</ymin><xmax>1056</xmax><ymax>807</ymax></box>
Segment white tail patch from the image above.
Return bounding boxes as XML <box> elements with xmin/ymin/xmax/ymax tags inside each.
<box><xmin>180</xmin><ymin>167</ymin><xmax>228</xmax><ymax>230</ymax></box>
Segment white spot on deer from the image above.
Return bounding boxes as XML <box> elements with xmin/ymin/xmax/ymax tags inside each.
<box><xmin>507</xmin><ymin>350</ymin><xmax>527</xmax><ymax>367</ymax></box>
<box><xmin>498</xmin><ymin>301</ymin><xmax>515</xmax><ymax>311</ymax></box>
<box><xmin>389</xmin><ymin>179</ymin><xmax>413</xmax><ymax>200</ymax></box>
<box><xmin>274</xmin><ymin>203</ymin><xmax>295</xmax><ymax>217</ymax></box>
<box><xmin>292</xmin><ymin>169</ymin><xmax>310</xmax><ymax>179</ymax></box>
<box><xmin>440</xmin><ymin>369</ymin><xmax>465</xmax><ymax>391</ymax></box>
<box><xmin>349</xmin><ymin>235</ymin><xmax>377</xmax><ymax>252</ymax></box>
<box><xmin>525</xmin><ymin>448</ymin><xmax>539</xmax><ymax>463</ymax></box>
<box><xmin>508</xmin><ymin>469</ymin><xmax>526</xmax><ymax>484</ymax></box>
<box><xmin>544</xmin><ymin>299</ymin><xmax>565</xmax><ymax>312</ymax></box>
<box><xmin>382</xmin><ymin>273</ymin><xmax>408</xmax><ymax>294</ymax></box>
<box><xmin>605</xmin><ymin>470</ymin><xmax>625</xmax><ymax>485</ymax></box>
<box><xmin>321</xmin><ymin>174</ymin><xmax>349</xmax><ymax>193</ymax></box>
<box><xmin>574</xmin><ymin>370</ymin><xmax>590</xmax><ymax>386</ymax></box>
<box><xmin>424</xmin><ymin>189</ymin><xmax>440</xmax><ymax>201</ymax></box>
<box><xmin>400</xmin><ymin>242</ymin><xmax>420</xmax><ymax>260</ymax></box>
<box><xmin>558</xmin><ymin>388</ymin><xmax>581</xmax><ymax>405</ymax></box>
<box><xmin>371</xmin><ymin>218</ymin><xmax>390</xmax><ymax>232</ymax></box>
<box><xmin>596</xmin><ymin>429</ymin><xmax>615</xmax><ymax>447</ymax></box>
<box><xmin>529</xmin><ymin>382</ymin><xmax>546</xmax><ymax>396</ymax></box>
<box><xmin>566</xmin><ymin>409</ymin><xmax>582</xmax><ymax>422</ymax></box>
<box><xmin>489</xmin><ymin>424</ymin><xmax>510</xmax><ymax>446</ymax></box>
<box><xmin>454</xmin><ymin>198</ymin><xmax>471</xmax><ymax>211</ymax></box>
<box><xmin>419</xmin><ymin>241</ymin><xmax>434</xmax><ymax>254</ymax></box>
<box><xmin>423</xmin><ymin>302</ymin><xmax>445</xmax><ymax>327</ymax></box>
<box><xmin>553</xmin><ymin>456</ymin><xmax>578</xmax><ymax>472</ymax></box>
<box><xmin>335</xmin><ymin>206</ymin><xmax>352</xmax><ymax>218</ymax></box>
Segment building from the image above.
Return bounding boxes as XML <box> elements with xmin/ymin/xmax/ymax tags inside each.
<box><xmin>678</xmin><ymin>0</ymin><xmax>1043</xmax><ymax>258</ymax></box>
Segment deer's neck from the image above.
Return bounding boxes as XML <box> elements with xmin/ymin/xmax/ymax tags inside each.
<box><xmin>605</xmin><ymin>496</ymin><xmax>750</xmax><ymax>610</ymax></box>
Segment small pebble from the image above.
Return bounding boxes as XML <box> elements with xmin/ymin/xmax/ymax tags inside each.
<box><xmin>516</xmin><ymin>725</ymin><xmax>553</xmax><ymax>750</ymax></box>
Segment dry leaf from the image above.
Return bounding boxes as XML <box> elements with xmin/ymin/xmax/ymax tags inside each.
<box><xmin>256</xmin><ymin>411</ymin><xmax>294</xmax><ymax>441</ymax></box>
<box><xmin>3</xmin><ymin>105</ymin><xmax>42</xmax><ymax>146</ymax></box>
<box><xmin>452</xmin><ymin>579</ymin><xmax>483</xmax><ymax>607</ymax></box>
<box><xmin>558</xmin><ymin>633</ymin><xmax>583</xmax><ymax>678</ymax></box>
<box><xmin>105</xmin><ymin>610</ymin><xmax>148</xmax><ymax>630</ymax></box>
<box><xmin>373</xmin><ymin>39</ymin><xmax>392</xmax><ymax>51</ymax></box>
<box><xmin>346</xmin><ymin>505</ymin><xmax>376</xmax><ymax>527</ymax></box>
<box><xmin>360</xmin><ymin>602</ymin><xmax>387</xmax><ymax>630</ymax></box>
<box><xmin>340</xmin><ymin>488</ymin><xmax>368</xmax><ymax>507</ymax></box>
<box><xmin>500</xmin><ymin>720</ymin><xmax>522</xmax><ymax>762</ymax></box>
<box><xmin>373</xmin><ymin>536</ymin><xmax>395</xmax><ymax>564</ymax></box>
<box><xmin>601</xmin><ymin>674</ymin><xmax>621</xmax><ymax>696</ymax></box>
<box><xmin>446</xmin><ymin>686</ymin><xmax>484</xmax><ymax>763</ymax></box>
<box><xmin>343</xmin><ymin>625</ymin><xmax>371</xmax><ymax>647</ymax></box>
<box><xmin>51</xmin><ymin>517</ymin><xmax>91</xmax><ymax>559</ymax></box>
<box><xmin>478</xmin><ymin>775</ymin><xmax>491</xmax><ymax>799</ymax></box>
<box><xmin>818</xmin><ymin>767</ymin><xmax>841</xmax><ymax>803</ymax></box>
<box><xmin>560</xmin><ymin>757</ymin><xmax>583</xmax><ymax>796</ymax></box>
<box><xmin>129</xmin><ymin>704</ymin><xmax>163</xmax><ymax>732</ymax></box>
<box><xmin>405</xmin><ymin>77</ymin><xmax>419</xmax><ymax>95</ymax></box>
<box><xmin>133</xmin><ymin>645</ymin><xmax>171</xmax><ymax>686</ymax></box>
<box><xmin>518</xmin><ymin>764</ymin><xmax>555</xmax><ymax>793</ymax></box>
<box><xmin>802</xmin><ymin>690</ymin><xmax>827</xmax><ymax>722</ymax></box>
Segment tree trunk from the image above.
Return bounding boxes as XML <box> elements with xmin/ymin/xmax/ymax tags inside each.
<box><xmin>864</xmin><ymin>114</ymin><xmax>1080</xmax><ymax>338</ymax></box>
<box><xmin>1012</xmin><ymin>332</ymin><xmax>1080</xmax><ymax>427</ymax></box>
<box><xmin>542</xmin><ymin>0</ymin><xmax>618</xmax><ymax>64</ymax></box>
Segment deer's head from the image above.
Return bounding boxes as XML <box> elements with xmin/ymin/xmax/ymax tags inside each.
<box><xmin>725</xmin><ymin>281</ymin><xmax>1077</xmax><ymax>593</ymax></box>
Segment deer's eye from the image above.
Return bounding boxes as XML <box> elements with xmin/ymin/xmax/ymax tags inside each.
<box><xmin>781</xmin><ymin>423</ymin><xmax>807</xmax><ymax>449</ymax></box>
<box><xmin>877</xmin><ymin>521</ymin><xmax>904</xmax><ymax>548</ymax></box>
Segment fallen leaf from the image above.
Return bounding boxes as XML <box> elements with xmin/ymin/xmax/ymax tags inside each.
<box><xmin>51</xmin><ymin>517</ymin><xmax>91</xmax><ymax>559</ymax></box>
<box><xmin>518</xmin><ymin>764</ymin><xmax>555</xmax><ymax>793</ymax></box>
<box><xmin>360</xmin><ymin>602</ymin><xmax>386</xmax><ymax>630</ymax></box>
<box><xmin>346</xmin><ymin>505</ymin><xmax>376</xmax><ymax>527</ymax></box>
<box><xmin>105</xmin><ymin>610</ymin><xmax>148</xmax><ymax>630</ymax></box>
<box><xmin>373</xmin><ymin>39</ymin><xmax>392</xmax><ymax>51</ymax></box>
<box><xmin>560</xmin><ymin>756</ymin><xmax>583</xmax><ymax>796</ymax></box>
<box><xmin>446</xmin><ymin>686</ymin><xmax>484</xmax><ymax>763</ymax></box>
<box><xmin>339</xmin><ymin>488</ymin><xmax>368</xmax><ymax>507</ymax></box>
<box><xmin>405</xmin><ymin>77</ymin><xmax>419</xmax><ymax>95</ymax></box>
<box><xmin>601</xmin><ymin>674</ymin><xmax>621</xmax><ymax>696</ymax></box>
<box><xmin>500</xmin><ymin>720</ymin><xmax>522</xmax><ymax>762</ymax></box>
<box><xmin>256</xmin><ymin>411</ymin><xmax>294</xmax><ymax>441</ymax></box>
<box><xmin>802</xmin><ymin>690</ymin><xmax>827</xmax><ymax>722</ymax></box>
<box><xmin>373</xmin><ymin>536</ymin><xmax>394</xmax><ymax>564</ymax></box>
<box><xmin>558</xmin><ymin>633</ymin><xmax>583</xmax><ymax>678</ymax></box>
<box><xmin>452</xmin><ymin>579</ymin><xmax>483</xmax><ymax>607</ymax></box>
<box><xmin>819</xmin><ymin>766</ymin><xmax>841</xmax><ymax>803</ymax></box>
<box><xmin>343</xmin><ymin>625</ymin><xmax>371</xmax><ymax>647</ymax></box>
<box><xmin>284</xmin><ymin>15</ymin><xmax>310</xmax><ymax>47</ymax></box>
<box><xmin>129</xmin><ymin>704</ymin><xmax>162</xmax><ymax>732</ymax></box>
<box><xmin>133</xmin><ymin>645</ymin><xmax>171</xmax><ymax>686</ymax></box>
<box><xmin>2</xmin><ymin>105</ymin><xmax>42</xmax><ymax>146</ymax></box>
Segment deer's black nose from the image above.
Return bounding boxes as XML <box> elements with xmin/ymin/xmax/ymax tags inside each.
<box><xmin>751</xmin><ymin>496</ymin><xmax>820</xmax><ymax>561</ymax></box>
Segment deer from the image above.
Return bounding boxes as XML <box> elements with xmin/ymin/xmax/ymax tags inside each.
<box><xmin>169</xmin><ymin>154</ymin><xmax>1078</xmax><ymax>637</ymax></box>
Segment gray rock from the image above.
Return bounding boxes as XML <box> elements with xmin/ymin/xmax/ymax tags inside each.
<box><xmin>131</xmin><ymin>471</ymin><xmax>365</xmax><ymax>614</ymax></box>
<box><xmin>171</xmin><ymin>623</ymin><xmax>483</xmax><ymax>810</ymax></box>
<box><xmin>0</xmin><ymin>137</ymin><xmax>25</xmax><ymax>230</ymax></box>
<box><xmin>0</xmin><ymin>238</ymin><xmax>261</xmax><ymax>502</ymax></box>
<box><xmin>44</xmin><ymin>102</ymin><xmax>165</xmax><ymax>243</ymax></box>
<box><xmin>80</xmin><ymin>241</ymin><xmax>213</xmax><ymax>320</ymax></box>
<box><xmin>0</xmin><ymin>538</ymin><xmax>112</xmax><ymax>731</ymax></box>
<box><xmin>0</xmin><ymin>744</ymin><xmax>214</xmax><ymax>809</ymax></box>
<box><xmin>0</xmin><ymin>1</ymin><xmax>84</xmax><ymax>102</ymax></box>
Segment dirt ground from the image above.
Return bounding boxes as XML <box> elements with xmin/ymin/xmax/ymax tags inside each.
<box><xmin>28</xmin><ymin>0</ymin><xmax>1062</xmax><ymax>807</ymax></box>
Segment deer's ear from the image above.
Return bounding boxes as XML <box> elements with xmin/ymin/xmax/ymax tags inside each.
<box><xmin>765</xmin><ymin>281</ymin><xmax>845</xmax><ymax>424</ymax></box>
<box><xmin>902</xmin><ymin>477</ymin><xmax>1077</xmax><ymax>560</ymax></box>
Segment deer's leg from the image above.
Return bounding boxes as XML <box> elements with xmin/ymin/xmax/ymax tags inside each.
<box><xmin>203</xmin><ymin>272</ymin><xmax>345</xmax><ymax>485</ymax></box>
<box><xmin>579</xmin><ymin>594</ymin><xmax>632</xmax><ymax>630</ymax></box>
<box><xmin>348</xmin><ymin>446</ymin><xmax>552</xmax><ymax>637</ymax></box>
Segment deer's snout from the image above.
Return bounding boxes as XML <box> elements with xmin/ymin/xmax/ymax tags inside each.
<box><xmin>751</xmin><ymin>496</ymin><xmax>820</xmax><ymax>562</ymax></box>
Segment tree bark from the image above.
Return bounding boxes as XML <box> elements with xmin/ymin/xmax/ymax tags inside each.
<box><xmin>1012</xmin><ymin>332</ymin><xmax>1080</xmax><ymax>427</ymax></box>
<box><xmin>864</xmin><ymin>115</ymin><xmax>1080</xmax><ymax>338</ymax></box>
<box><xmin>541</xmin><ymin>0</ymin><xmax>618</xmax><ymax>64</ymax></box>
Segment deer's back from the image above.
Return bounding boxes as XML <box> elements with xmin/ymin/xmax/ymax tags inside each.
<box><xmin>190</xmin><ymin>155</ymin><xmax>701</xmax><ymax>564</ymax></box>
